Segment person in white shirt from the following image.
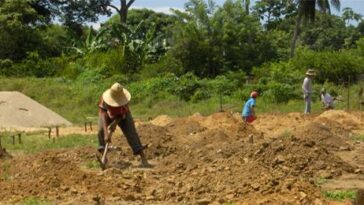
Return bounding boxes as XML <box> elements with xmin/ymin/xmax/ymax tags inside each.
<box><xmin>320</xmin><ymin>88</ymin><xmax>334</xmax><ymax>110</ymax></box>
<box><xmin>302</xmin><ymin>69</ymin><xmax>316</xmax><ymax>114</ymax></box>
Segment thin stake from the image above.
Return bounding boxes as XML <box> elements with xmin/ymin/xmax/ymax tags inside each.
<box><xmin>18</xmin><ymin>133</ymin><xmax>22</xmax><ymax>144</ymax></box>
<box><xmin>12</xmin><ymin>135</ymin><xmax>15</xmax><ymax>145</ymax></box>
<box><xmin>48</xmin><ymin>127</ymin><xmax>52</xmax><ymax>139</ymax></box>
<box><xmin>89</xmin><ymin>122</ymin><xmax>93</xmax><ymax>131</ymax></box>
<box><xmin>85</xmin><ymin>122</ymin><xmax>87</xmax><ymax>132</ymax></box>
<box><xmin>56</xmin><ymin>126</ymin><xmax>59</xmax><ymax>138</ymax></box>
<box><xmin>347</xmin><ymin>76</ymin><xmax>351</xmax><ymax>110</ymax></box>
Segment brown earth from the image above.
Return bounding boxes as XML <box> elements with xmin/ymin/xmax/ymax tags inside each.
<box><xmin>0</xmin><ymin>110</ymin><xmax>363</xmax><ymax>204</ymax></box>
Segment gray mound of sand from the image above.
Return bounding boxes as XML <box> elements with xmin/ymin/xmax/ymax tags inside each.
<box><xmin>0</xmin><ymin>91</ymin><xmax>72</xmax><ymax>130</ymax></box>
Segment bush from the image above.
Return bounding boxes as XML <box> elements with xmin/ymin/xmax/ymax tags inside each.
<box><xmin>292</xmin><ymin>48</ymin><xmax>364</xmax><ymax>83</ymax></box>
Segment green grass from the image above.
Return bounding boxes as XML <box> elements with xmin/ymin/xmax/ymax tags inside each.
<box><xmin>322</xmin><ymin>190</ymin><xmax>357</xmax><ymax>201</ymax></box>
<box><xmin>19</xmin><ymin>197</ymin><xmax>50</xmax><ymax>205</ymax></box>
<box><xmin>1</xmin><ymin>161</ymin><xmax>11</xmax><ymax>181</ymax></box>
<box><xmin>1</xmin><ymin>133</ymin><xmax>97</xmax><ymax>154</ymax></box>
<box><xmin>353</xmin><ymin>134</ymin><xmax>364</xmax><ymax>142</ymax></box>
<box><xmin>85</xmin><ymin>159</ymin><xmax>101</xmax><ymax>169</ymax></box>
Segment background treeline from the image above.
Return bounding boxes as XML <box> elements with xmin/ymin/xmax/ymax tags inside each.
<box><xmin>0</xmin><ymin>0</ymin><xmax>363</xmax><ymax>121</ymax></box>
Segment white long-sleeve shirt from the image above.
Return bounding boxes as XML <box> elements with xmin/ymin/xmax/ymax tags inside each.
<box><xmin>302</xmin><ymin>77</ymin><xmax>312</xmax><ymax>95</ymax></box>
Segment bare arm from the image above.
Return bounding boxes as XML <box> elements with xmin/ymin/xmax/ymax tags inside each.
<box><xmin>99</xmin><ymin>110</ymin><xmax>110</xmax><ymax>142</ymax></box>
<box><xmin>251</xmin><ymin>106</ymin><xmax>255</xmax><ymax>117</ymax></box>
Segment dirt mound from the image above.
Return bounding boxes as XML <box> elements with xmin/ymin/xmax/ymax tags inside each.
<box><xmin>0</xmin><ymin>111</ymin><xmax>360</xmax><ymax>204</ymax></box>
<box><xmin>150</xmin><ymin>115</ymin><xmax>173</xmax><ymax>127</ymax></box>
<box><xmin>316</xmin><ymin>110</ymin><xmax>362</xmax><ymax>129</ymax></box>
<box><xmin>0</xmin><ymin>91</ymin><xmax>72</xmax><ymax>131</ymax></box>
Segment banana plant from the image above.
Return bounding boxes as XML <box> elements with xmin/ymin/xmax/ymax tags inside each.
<box><xmin>67</xmin><ymin>26</ymin><xmax>109</xmax><ymax>55</ymax></box>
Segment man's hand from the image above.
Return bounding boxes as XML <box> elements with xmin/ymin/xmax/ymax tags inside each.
<box><xmin>105</xmin><ymin>134</ymin><xmax>112</xmax><ymax>143</ymax></box>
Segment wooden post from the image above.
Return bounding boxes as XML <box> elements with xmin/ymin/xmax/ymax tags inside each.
<box><xmin>219</xmin><ymin>92</ymin><xmax>223</xmax><ymax>112</ymax></box>
<box><xmin>12</xmin><ymin>135</ymin><xmax>15</xmax><ymax>145</ymax></box>
<box><xmin>84</xmin><ymin>122</ymin><xmax>87</xmax><ymax>132</ymax></box>
<box><xmin>48</xmin><ymin>127</ymin><xmax>52</xmax><ymax>139</ymax></box>
<box><xmin>56</xmin><ymin>126</ymin><xmax>59</xmax><ymax>138</ymax></box>
<box><xmin>89</xmin><ymin>122</ymin><xmax>93</xmax><ymax>131</ymax></box>
<box><xmin>18</xmin><ymin>133</ymin><xmax>22</xmax><ymax>144</ymax></box>
<box><xmin>347</xmin><ymin>76</ymin><xmax>351</xmax><ymax>110</ymax></box>
<box><xmin>0</xmin><ymin>135</ymin><xmax>2</xmax><ymax>148</ymax></box>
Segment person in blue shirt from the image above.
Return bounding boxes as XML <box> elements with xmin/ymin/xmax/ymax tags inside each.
<box><xmin>242</xmin><ymin>91</ymin><xmax>258</xmax><ymax>123</ymax></box>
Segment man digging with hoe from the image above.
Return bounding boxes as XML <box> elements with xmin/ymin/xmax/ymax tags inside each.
<box><xmin>97</xmin><ymin>83</ymin><xmax>151</xmax><ymax>169</ymax></box>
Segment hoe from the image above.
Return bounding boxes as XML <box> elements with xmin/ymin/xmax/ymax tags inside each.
<box><xmin>97</xmin><ymin>118</ymin><xmax>121</xmax><ymax>170</ymax></box>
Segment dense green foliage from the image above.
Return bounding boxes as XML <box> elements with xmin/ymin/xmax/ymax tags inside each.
<box><xmin>0</xmin><ymin>0</ymin><xmax>363</xmax><ymax>120</ymax></box>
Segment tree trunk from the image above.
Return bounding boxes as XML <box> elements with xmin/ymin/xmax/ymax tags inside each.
<box><xmin>111</xmin><ymin>0</ymin><xmax>135</xmax><ymax>24</ymax></box>
<box><xmin>120</xmin><ymin>0</ymin><xmax>127</xmax><ymax>24</ymax></box>
<box><xmin>290</xmin><ymin>12</ymin><xmax>303</xmax><ymax>58</ymax></box>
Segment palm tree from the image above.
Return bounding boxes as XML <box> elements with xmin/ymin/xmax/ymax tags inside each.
<box><xmin>290</xmin><ymin>0</ymin><xmax>341</xmax><ymax>57</ymax></box>
<box><xmin>342</xmin><ymin>7</ymin><xmax>362</xmax><ymax>26</ymax></box>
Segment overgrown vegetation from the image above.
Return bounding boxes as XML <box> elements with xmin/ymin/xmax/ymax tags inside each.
<box><xmin>0</xmin><ymin>0</ymin><xmax>363</xmax><ymax>122</ymax></box>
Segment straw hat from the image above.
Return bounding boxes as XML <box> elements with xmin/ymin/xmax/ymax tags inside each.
<box><xmin>102</xmin><ymin>83</ymin><xmax>131</xmax><ymax>107</ymax></box>
<box><xmin>305</xmin><ymin>69</ymin><xmax>316</xmax><ymax>76</ymax></box>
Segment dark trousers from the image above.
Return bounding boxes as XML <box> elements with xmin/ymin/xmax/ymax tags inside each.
<box><xmin>98</xmin><ymin>111</ymin><xmax>143</xmax><ymax>155</ymax></box>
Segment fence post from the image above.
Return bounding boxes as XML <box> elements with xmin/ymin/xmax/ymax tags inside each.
<box><xmin>347</xmin><ymin>76</ymin><xmax>350</xmax><ymax>110</ymax></box>
<box><xmin>56</xmin><ymin>126</ymin><xmax>59</xmax><ymax>138</ymax></box>
<box><xmin>12</xmin><ymin>135</ymin><xmax>15</xmax><ymax>145</ymax></box>
<box><xmin>18</xmin><ymin>133</ymin><xmax>22</xmax><ymax>144</ymax></box>
<box><xmin>84</xmin><ymin>122</ymin><xmax>87</xmax><ymax>132</ymax></box>
<box><xmin>89</xmin><ymin>122</ymin><xmax>93</xmax><ymax>131</ymax></box>
<box><xmin>48</xmin><ymin>127</ymin><xmax>52</xmax><ymax>139</ymax></box>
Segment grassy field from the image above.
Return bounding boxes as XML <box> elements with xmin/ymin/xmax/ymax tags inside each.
<box><xmin>0</xmin><ymin>77</ymin><xmax>362</xmax><ymax>123</ymax></box>
<box><xmin>1</xmin><ymin>133</ymin><xmax>97</xmax><ymax>155</ymax></box>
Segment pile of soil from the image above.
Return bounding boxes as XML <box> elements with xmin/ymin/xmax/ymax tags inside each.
<box><xmin>0</xmin><ymin>91</ymin><xmax>72</xmax><ymax>131</ymax></box>
<box><xmin>150</xmin><ymin>115</ymin><xmax>173</xmax><ymax>127</ymax></box>
<box><xmin>316</xmin><ymin>110</ymin><xmax>362</xmax><ymax>130</ymax></box>
<box><xmin>0</xmin><ymin>111</ymin><xmax>361</xmax><ymax>204</ymax></box>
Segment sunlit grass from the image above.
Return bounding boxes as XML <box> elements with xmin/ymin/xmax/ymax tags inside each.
<box><xmin>322</xmin><ymin>190</ymin><xmax>357</xmax><ymax>201</ymax></box>
<box><xmin>1</xmin><ymin>133</ymin><xmax>97</xmax><ymax>154</ymax></box>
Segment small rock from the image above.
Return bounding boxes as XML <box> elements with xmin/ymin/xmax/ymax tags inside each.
<box><xmin>251</xmin><ymin>183</ymin><xmax>260</xmax><ymax>190</ymax></box>
<box><xmin>355</xmin><ymin>169</ymin><xmax>362</xmax><ymax>174</ymax></box>
<box><xmin>196</xmin><ymin>198</ymin><xmax>210</xmax><ymax>205</ymax></box>
<box><xmin>273</xmin><ymin>155</ymin><xmax>285</xmax><ymax>165</ymax></box>
<box><xmin>146</xmin><ymin>196</ymin><xmax>155</xmax><ymax>200</ymax></box>
<box><xmin>217</xmin><ymin>149</ymin><xmax>222</xmax><ymax>153</ymax></box>
<box><xmin>314</xmin><ymin>198</ymin><xmax>323</xmax><ymax>205</ymax></box>
<box><xmin>226</xmin><ymin>194</ymin><xmax>235</xmax><ymax>200</ymax></box>
<box><xmin>299</xmin><ymin>191</ymin><xmax>307</xmax><ymax>200</ymax></box>
<box><xmin>339</xmin><ymin>146</ymin><xmax>350</xmax><ymax>151</ymax></box>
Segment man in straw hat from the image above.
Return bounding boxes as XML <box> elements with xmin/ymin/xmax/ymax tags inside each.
<box><xmin>97</xmin><ymin>82</ymin><xmax>150</xmax><ymax>167</ymax></box>
<box><xmin>302</xmin><ymin>69</ymin><xmax>316</xmax><ymax>114</ymax></box>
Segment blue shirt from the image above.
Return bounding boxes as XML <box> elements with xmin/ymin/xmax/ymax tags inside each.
<box><xmin>242</xmin><ymin>98</ymin><xmax>256</xmax><ymax>117</ymax></box>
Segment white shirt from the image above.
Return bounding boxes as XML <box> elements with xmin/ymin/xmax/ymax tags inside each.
<box><xmin>302</xmin><ymin>77</ymin><xmax>312</xmax><ymax>95</ymax></box>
